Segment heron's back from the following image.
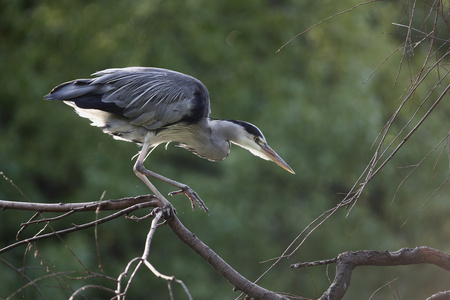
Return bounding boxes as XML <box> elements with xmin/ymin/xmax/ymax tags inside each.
<box><xmin>45</xmin><ymin>67</ymin><xmax>211</xmax><ymax>133</ymax></box>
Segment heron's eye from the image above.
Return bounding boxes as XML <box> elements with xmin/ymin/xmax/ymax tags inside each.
<box><xmin>254</xmin><ymin>136</ymin><xmax>261</xmax><ymax>144</ymax></box>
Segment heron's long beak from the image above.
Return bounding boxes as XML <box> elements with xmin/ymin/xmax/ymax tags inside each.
<box><xmin>260</xmin><ymin>143</ymin><xmax>295</xmax><ymax>174</ymax></box>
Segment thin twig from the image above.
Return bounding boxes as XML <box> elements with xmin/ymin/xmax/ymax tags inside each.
<box><xmin>290</xmin><ymin>258</ymin><xmax>338</xmax><ymax>269</ymax></box>
<box><xmin>392</xmin><ymin>22</ymin><xmax>450</xmax><ymax>43</ymax></box>
<box><xmin>115</xmin><ymin>257</ymin><xmax>142</xmax><ymax>299</ymax></box>
<box><xmin>95</xmin><ymin>206</ymin><xmax>105</xmax><ymax>275</ymax></box>
<box><xmin>368</xmin><ymin>278</ymin><xmax>399</xmax><ymax>300</ymax></box>
<box><xmin>21</xmin><ymin>210</ymin><xmax>77</xmax><ymax>226</ymax></box>
<box><xmin>114</xmin><ymin>208</ymin><xmax>193</xmax><ymax>300</ymax></box>
<box><xmin>0</xmin><ymin>257</ymin><xmax>46</xmax><ymax>300</ymax></box>
<box><xmin>68</xmin><ymin>285</ymin><xmax>116</xmax><ymax>300</ymax></box>
<box><xmin>276</xmin><ymin>0</ymin><xmax>382</xmax><ymax>52</ymax></box>
<box><xmin>16</xmin><ymin>212</ymin><xmax>40</xmax><ymax>239</ymax></box>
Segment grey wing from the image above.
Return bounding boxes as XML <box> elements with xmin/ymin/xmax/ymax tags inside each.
<box><xmin>46</xmin><ymin>67</ymin><xmax>211</xmax><ymax>130</ymax></box>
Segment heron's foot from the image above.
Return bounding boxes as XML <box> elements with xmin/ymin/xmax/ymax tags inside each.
<box><xmin>153</xmin><ymin>205</ymin><xmax>176</xmax><ymax>221</ymax></box>
<box><xmin>169</xmin><ymin>187</ymin><xmax>209</xmax><ymax>214</ymax></box>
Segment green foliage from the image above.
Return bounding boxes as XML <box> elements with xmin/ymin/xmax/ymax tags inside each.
<box><xmin>1</xmin><ymin>0</ymin><xmax>449</xmax><ymax>299</ymax></box>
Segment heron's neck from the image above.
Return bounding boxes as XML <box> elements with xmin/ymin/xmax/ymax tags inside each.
<box><xmin>181</xmin><ymin>119</ymin><xmax>239</xmax><ymax>161</ymax></box>
<box><xmin>170</xmin><ymin>119</ymin><xmax>243</xmax><ymax>161</ymax></box>
<box><xmin>205</xmin><ymin>119</ymin><xmax>247</xmax><ymax>159</ymax></box>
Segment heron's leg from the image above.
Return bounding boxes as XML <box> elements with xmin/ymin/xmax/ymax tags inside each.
<box><xmin>133</xmin><ymin>137</ymin><xmax>209</xmax><ymax>214</ymax></box>
<box><xmin>133</xmin><ymin>140</ymin><xmax>172</xmax><ymax>208</ymax></box>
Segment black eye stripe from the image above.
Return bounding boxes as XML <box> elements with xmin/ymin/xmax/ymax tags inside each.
<box><xmin>225</xmin><ymin>120</ymin><xmax>264</xmax><ymax>138</ymax></box>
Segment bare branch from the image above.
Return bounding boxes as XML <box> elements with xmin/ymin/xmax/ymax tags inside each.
<box><xmin>166</xmin><ymin>213</ymin><xmax>288</xmax><ymax>300</ymax></box>
<box><xmin>115</xmin><ymin>257</ymin><xmax>142</xmax><ymax>299</ymax></box>
<box><xmin>114</xmin><ymin>208</ymin><xmax>192</xmax><ymax>300</ymax></box>
<box><xmin>0</xmin><ymin>197</ymin><xmax>161</xmax><ymax>254</ymax></box>
<box><xmin>426</xmin><ymin>290</ymin><xmax>450</xmax><ymax>300</ymax></box>
<box><xmin>0</xmin><ymin>194</ymin><xmax>159</xmax><ymax>212</ymax></box>
<box><xmin>291</xmin><ymin>247</ymin><xmax>450</xmax><ymax>300</ymax></box>
<box><xmin>2</xmin><ymin>194</ymin><xmax>287</xmax><ymax>299</ymax></box>
<box><xmin>290</xmin><ymin>258</ymin><xmax>338</xmax><ymax>268</ymax></box>
<box><xmin>69</xmin><ymin>285</ymin><xmax>116</xmax><ymax>300</ymax></box>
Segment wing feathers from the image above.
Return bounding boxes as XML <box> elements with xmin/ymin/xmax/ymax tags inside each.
<box><xmin>46</xmin><ymin>67</ymin><xmax>211</xmax><ymax>129</ymax></box>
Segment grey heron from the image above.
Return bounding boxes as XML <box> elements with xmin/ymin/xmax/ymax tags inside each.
<box><xmin>45</xmin><ymin>67</ymin><xmax>294</xmax><ymax>213</ymax></box>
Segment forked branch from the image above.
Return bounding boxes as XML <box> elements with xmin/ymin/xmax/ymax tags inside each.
<box><xmin>291</xmin><ymin>247</ymin><xmax>450</xmax><ymax>300</ymax></box>
<box><xmin>1</xmin><ymin>196</ymin><xmax>287</xmax><ymax>299</ymax></box>
<box><xmin>113</xmin><ymin>208</ymin><xmax>192</xmax><ymax>300</ymax></box>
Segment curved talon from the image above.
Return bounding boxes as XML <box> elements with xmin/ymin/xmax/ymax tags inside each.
<box><xmin>169</xmin><ymin>188</ymin><xmax>209</xmax><ymax>214</ymax></box>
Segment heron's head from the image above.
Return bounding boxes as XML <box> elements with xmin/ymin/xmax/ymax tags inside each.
<box><xmin>225</xmin><ymin>120</ymin><xmax>295</xmax><ymax>174</ymax></box>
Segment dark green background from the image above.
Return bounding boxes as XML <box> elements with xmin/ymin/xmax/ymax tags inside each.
<box><xmin>1</xmin><ymin>0</ymin><xmax>449</xmax><ymax>299</ymax></box>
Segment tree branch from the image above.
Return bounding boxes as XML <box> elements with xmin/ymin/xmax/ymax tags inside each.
<box><xmin>0</xmin><ymin>196</ymin><xmax>161</xmax><ymax>254</ymax></box>
<box><xmin>291</xmin><ymin>247</ymin><xmax>450</xmax><ymax>300</ymax></box>
<box><xmin>0</xmin><ymin>194</ymin><xmax>159</xmax><ymax>212</ymax></box>
<box><xmin>1</xmin><ymin>196</ymin><xmax>287</xmax><ymax>299</ymax></box>
<box><xmin>166</xmin><ymin>213</ymin><xmax>288</xmax><ymax>300</ymax></box>
<box><xmin>114</xmin><ymin>208</ymin><xmax>192</xmax><ymax>300</ymax></box>
<box><xmin>426</xmin><ymin>290</ymin><xmax>450</xmax><ymax>300</ymax></box>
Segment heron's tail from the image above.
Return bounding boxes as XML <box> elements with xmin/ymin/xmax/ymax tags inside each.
<box><xmin>45</xmin><ymin>79</ymin><xmax>124</xmax><ymax>115</ymax></box>
<box><xmin>45</xmin><ymin>79</ymin><xmax>95</xmax><ymax>101</ymax></box>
